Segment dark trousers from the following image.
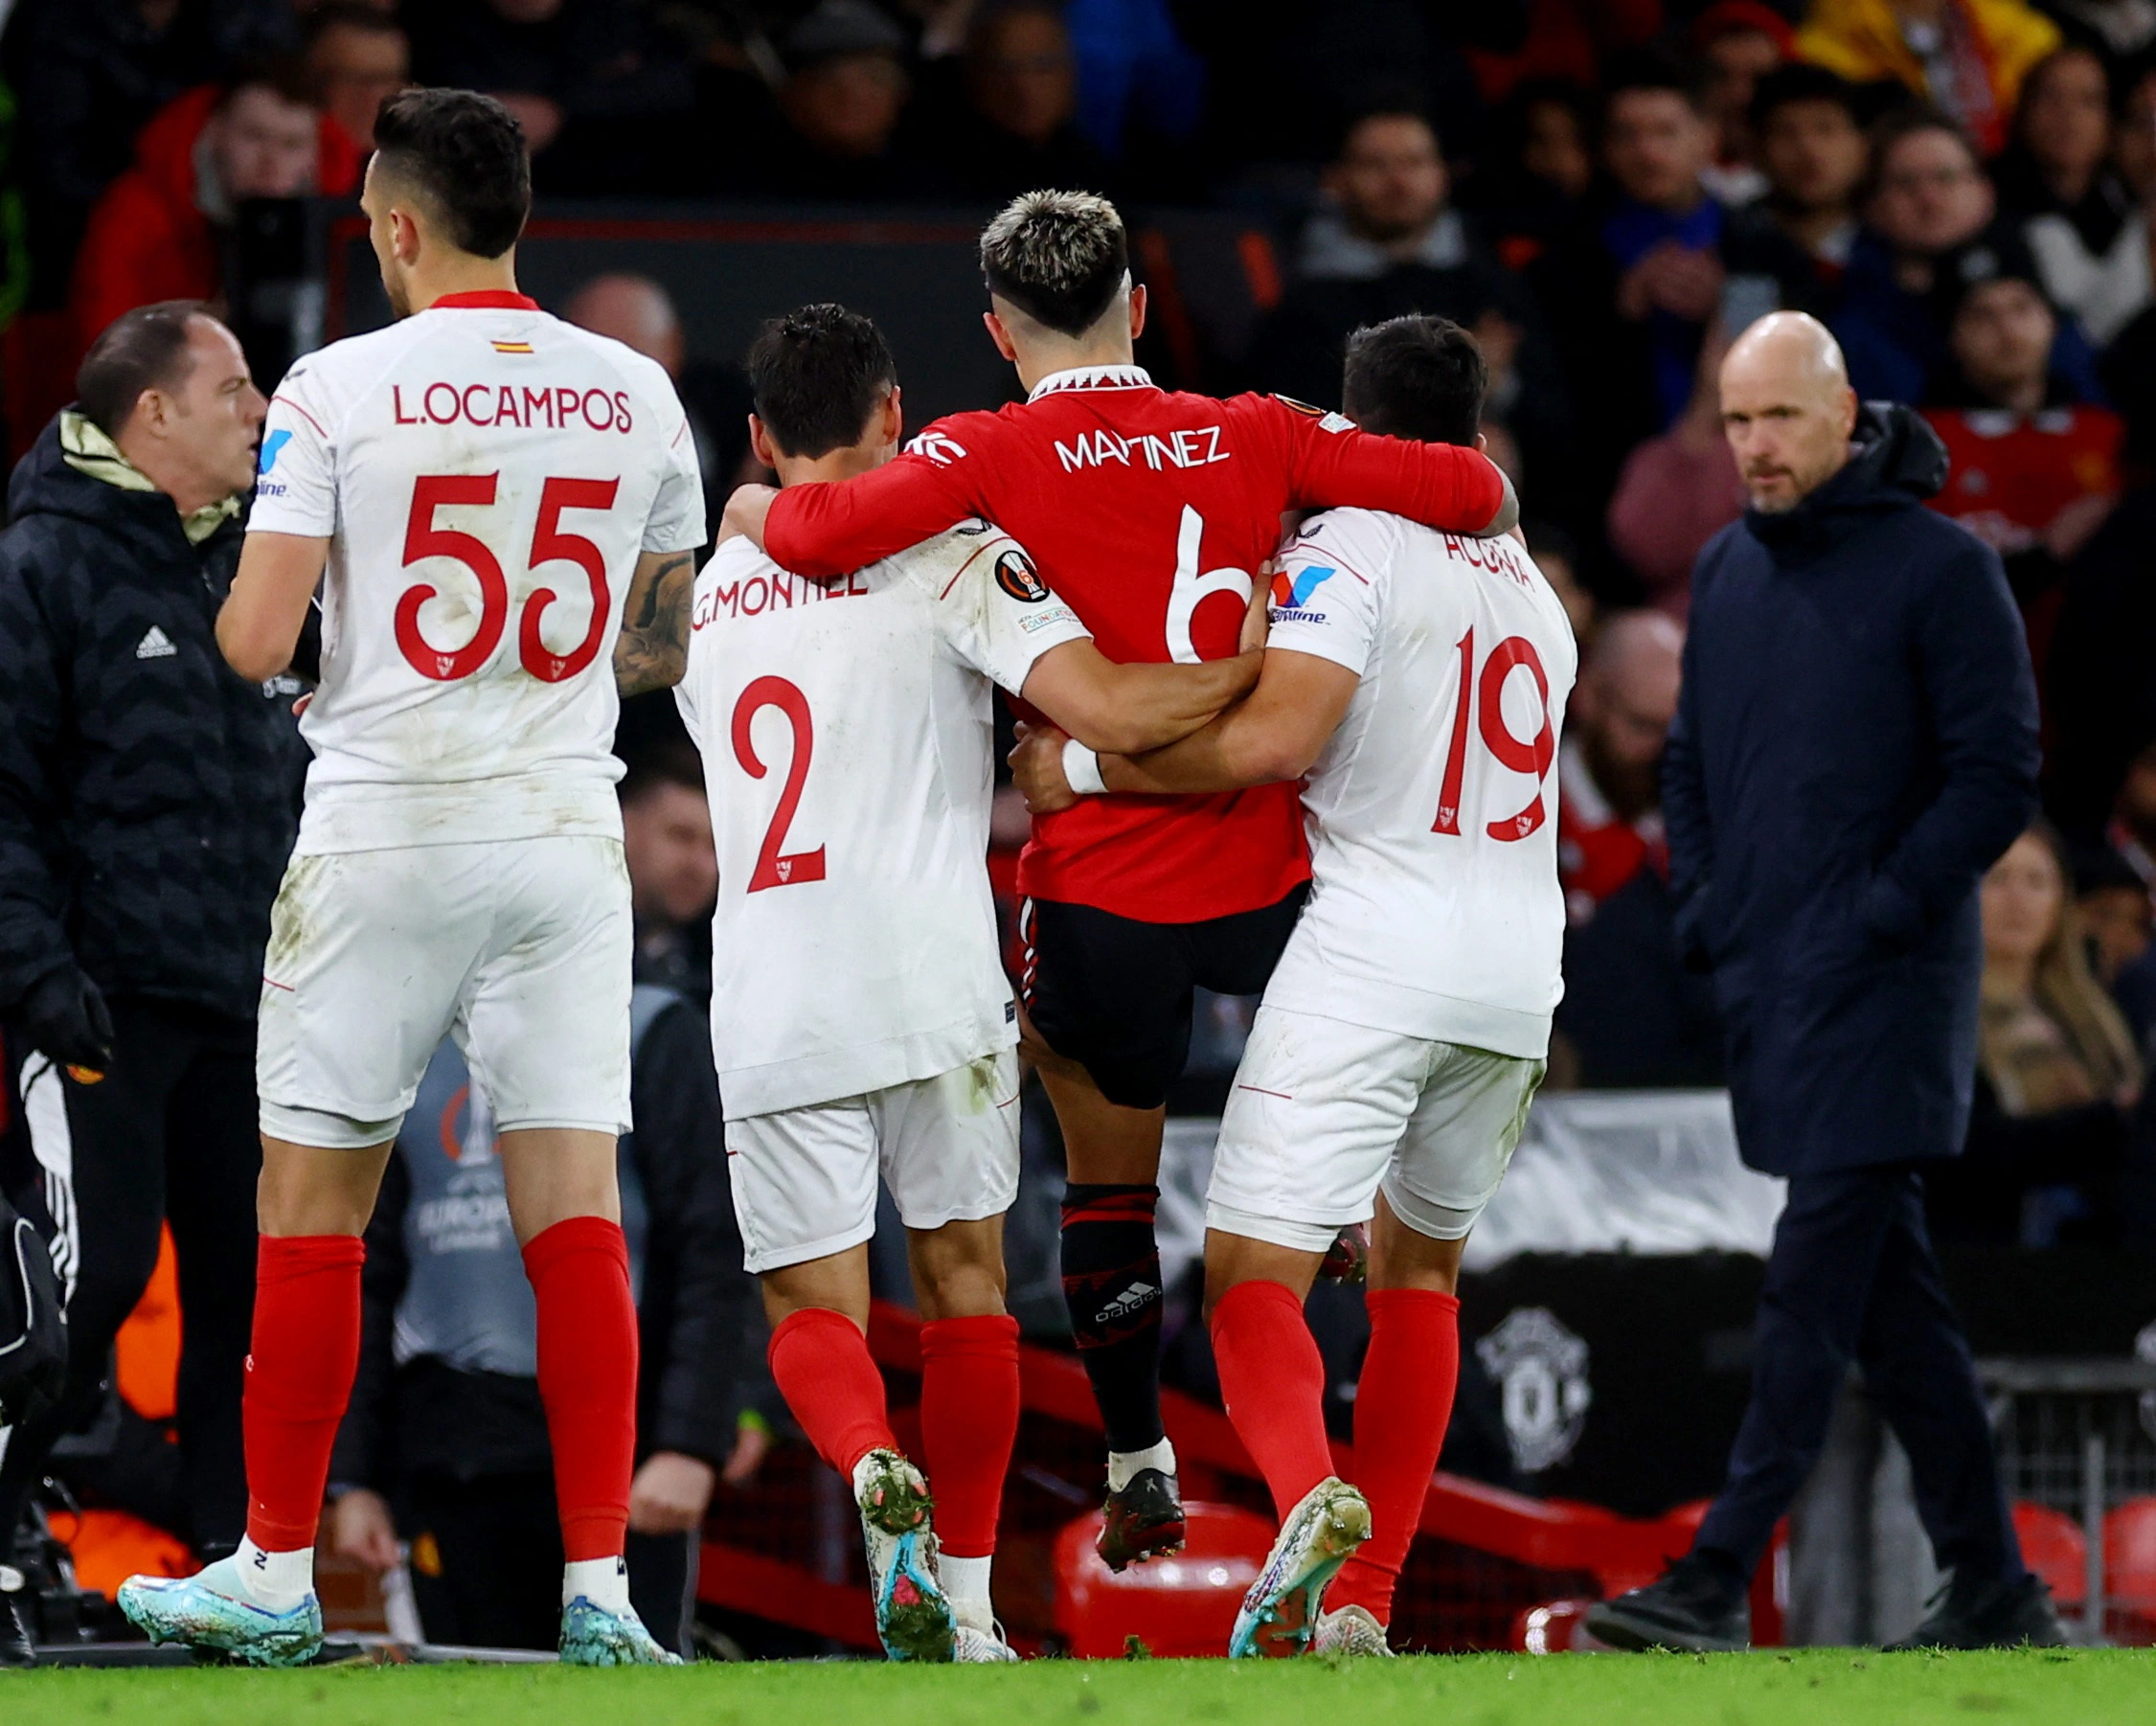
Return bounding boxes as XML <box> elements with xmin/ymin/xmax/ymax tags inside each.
<box><xmin>0</xmin><ymin>998</ymin><xmax>258</xmax><ymax>1555</ymax></box>
<box><xmin>1693</xmin><ymin>1164</ymin><xmax>2023</xmax><ymax>1587</ymax></box>
<box><xmin>405</xmin><ymin>1471</ymin><xmax>697</xmax><ymax>1657</ymax></box>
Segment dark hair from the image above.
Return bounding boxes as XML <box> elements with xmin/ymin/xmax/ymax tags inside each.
<box><xmin>1332</xmin><ymin>81</ymin><xmax>1439</xmax><ymax>163</ymax></box>
<box><xmin>217</xmin><ymin>55</ymin><xmax>318</xmax><ymax>113</ymax></box>
<box><xmin>979</xmin><ymin>189</ymin><xmax>1129</xmax><ymax>336</ymax></box>
<box><xmin>619</xmin><ymin>738</ymin><xmax>707</xmax><ymax>806</ymax></box>
<box><xmin>746</xmin><ymin>303</ymin><xmax>897</xmax><ymax>460</ymax></box>
<box><xmin>1749</xmin><ymin>62</ymin><xmax>1861</xmax><ymax>134</ymax></box>
<box><xmin>1870</xmin><ymin>102</ymin><xmax>1976</xmax><ymax>166</ymax></box>
<box><xmin>306</xmin><ymin>2</ymin><xmax>405</xmax><ymax>47</ymax></box>
<box><xmin>76</xmin><ymin>301</ymin><xmax>212</xmax><ymax>438</ymax></box>
<box><xmin>371</xmin><ymin>87</ymin><xmax>530</xmax><ymax>260</ymax></box>
<box><xmin>1601</xmin><ymin>47</ymin><xmax>1713</xmax><ymax>118</ymax></box>
<box><xmin>1862</xmin><ymin>102</ymin><xmax>1979</xmax><ymax>203</ymax></box>
<box><xmin>1340</xmin><ymin>314</ymin><xmax>1487</xmax><ymax>447</ymax></box>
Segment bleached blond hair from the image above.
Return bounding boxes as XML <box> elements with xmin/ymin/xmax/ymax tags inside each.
<box><xmin>979</xmin><ymin>190</ymin><xmax>1130</xmax><ymax>337</ymax></box>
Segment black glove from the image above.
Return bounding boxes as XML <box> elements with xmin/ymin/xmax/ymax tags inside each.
<box><xmin>20</xmin><ymin>964</ymin><xmax>115</xmax><ymax>1072</ymax></box>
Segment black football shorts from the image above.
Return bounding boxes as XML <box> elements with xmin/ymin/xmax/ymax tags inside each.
<box><xmin>1019</xmin><ymin>884</ymin><xmax>1309</xmax><ymax>1110</ymax></box>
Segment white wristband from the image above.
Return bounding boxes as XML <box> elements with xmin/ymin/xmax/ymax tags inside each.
<box><xmin>1061</xmin><ymin>737</ymin><xmax>1106</xmax><ymax>796</ymax></box>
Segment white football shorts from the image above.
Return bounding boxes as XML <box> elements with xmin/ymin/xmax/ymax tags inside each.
<box><xmin>257</xmin><ymin>835</ymin><xmax>633</xmax><ymax>1147</ymax></box>
<box><xmin>725</xmin><ymin>1051</ymin><xmax>1022</xmax><ymax>1274</ymax></box>
<box><xmin>1207</xmin><ymin>1004</ymin><xmax>1545</xmax><ymax>1253</ymax></box>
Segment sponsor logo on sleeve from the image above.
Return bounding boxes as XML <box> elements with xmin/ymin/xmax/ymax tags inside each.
<box><xmin>1271</xmin><ymin>396</ymin><xmax>1353</xmax><ymax>434</ymax></box>
<box><xmin>1268</xmin><ymin>562</ymin><xmax>1338</xmax><ymax>623</ymax></box>
<box><xmin>257</xmin><ymin>428</ymin><xmax>292</xmax><ymax>475</ymax></box>
<box><xmin>908</xmin><ymin>429</ymin><xmax>970</xmax><ymax>466</ymax></box>
<box><xmin>994</xmin><ymin>548</ymin><xmax>1051</xmax><ymax>603</ymax></box>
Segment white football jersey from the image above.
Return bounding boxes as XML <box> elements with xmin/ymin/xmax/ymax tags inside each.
<box><xmin>1260</xmin><ymin>510</ymin><xmax>1578</xmax><ymax>1057</ymax></box>
<box><xmin>251</xmin><ymin>291</ymin><xmax>706</xmax><ymax>853</ymax></box>
<box><xmin>676</xmin><ymin>522</ymin><xmax>1089</xmax><ymax>1117</ymax></box>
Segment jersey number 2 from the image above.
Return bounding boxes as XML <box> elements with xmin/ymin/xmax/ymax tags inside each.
<box><xmin>397</xmin><ymin>474</ymin><xmax>621</xmax><ymax>682</ymax></box>
<box><xmin>731</xmin><ymin>676</ymin><xmax>827</xmax><ymax>892</ymax></box>
<box><xmin>1434</xmin><ymin>628</ymin><xmax>1555</xmax><ymax>842</ymax></box>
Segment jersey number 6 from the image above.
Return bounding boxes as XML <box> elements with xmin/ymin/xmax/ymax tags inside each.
<box><xmin>396</xmin><ymin>473</ymin><xmax>622</xmax><ymax>683</ymax></box>
<box><xmin>731</xmin><ymin>676</ymin><xmax>827</xmax><ymax>892</ymax></box>
<box><xmin>1434</xmin><ymin>628</ymin><xmax>1555</xmax><ymax>841</ymax></box>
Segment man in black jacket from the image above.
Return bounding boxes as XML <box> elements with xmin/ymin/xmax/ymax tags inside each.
<box><xmin>1588</xmin><ymin>312</ymin><xmax>2058</xmax><ymax>1652</ymax></box>
<box><xmin>323</xmin><ymin>988</ymin><xmax>753</xmax><ymax>1657</ymax></box>
<box><xmin>0</xmin><ymin>301</ymin><xmax>302</xmax><ymax>1657</ymax></box>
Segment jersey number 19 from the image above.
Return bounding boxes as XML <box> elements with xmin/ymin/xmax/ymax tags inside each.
<box><xmin>1435</xmin><ymin>627</ymin><xmax>1556</xmax><ymax>842</ymax></box>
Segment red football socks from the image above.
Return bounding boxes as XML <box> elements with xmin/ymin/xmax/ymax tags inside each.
<box><xmin>919</xmin><ymin>1314</ymin><xmax>1020</xmax><ymax>1558</ymax></box>
<box><xmin>769</xmin><ymin>1306</ymin><xmax>898</xmax><ymax>1480</ymax></box>
<box><xmin>524</xmin><ymin>1216</ymin><xmax>640</xmax><ymax>1563</ymax></box>
<box><xmin>1331</xmin><ymin>1287</ymin><xmax>1462</xmax><ymax>1624</ymax></box>
<box><xmin>1209</xmin><ymin>1278</ymin><xmax>1335</xmax><ymax>1521</ymax></box>
<box><xmin>243</xmin><ymin>1234</ymin><xmax>365</xmax><ymax>1552</ymax></box>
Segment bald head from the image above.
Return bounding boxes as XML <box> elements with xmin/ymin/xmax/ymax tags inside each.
<box><xmin>1590</xmin><ymin>608</ymin><xmax>1684</xmax><ymax>692</ymax></box>
<box><xmin>1577</xmin><ymin>608</ymin><xmax>1685</xmax><ymax>819</ymax></box>
<box><xmin>563</xmin><ymin>274</ymin><xmax>684</xmax><ymax>378</ymax></box>
<box><xmin>1724</xmin><ymin>310</ymin><xmax>1847</xmax><ymax>393</ymax></box>
<box><xmin>1719</xmin><ymin>311</ymin><xmax>1858</xmax><ymax>512</ymax></box>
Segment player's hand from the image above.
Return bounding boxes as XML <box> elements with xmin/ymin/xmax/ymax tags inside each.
<box><xmin>330</xmin><ymin>1488</ymin><xmax>400</xmax><ymax>1573</ymax></box>
<box><xmin>1243</xmin><ymin>564</ymin><xmax>1276</xmax><ymax>655</ymax></box>
<box><xmin>21</xmin><ymin>964</ymin><xmax>115</xmax><ymax>1075</ymax></box>
<box><xmin>628</xmin><ymin>1450</ymin><xmax>718</xmax><ymax>1534</ymax></box>
<box><xmin>719</xmin><ymin>484</ymin><xmax>779</xmax><ymax>551</ymax></box>
<box><xmin>1010</xmin><ymin>722</ymin><xmax>1078</xmax><ymax>815</ymax></box>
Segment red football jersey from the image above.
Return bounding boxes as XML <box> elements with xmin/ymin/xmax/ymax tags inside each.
<box><xmin>764</xmin><ymin>365</ymin><xmax>1509</xmax><ymax>922</ymax></box>
<box><xmin>1923</xmin><ymin>406</ymin><xmax>2122</xmax><ymax>555</ymax></box>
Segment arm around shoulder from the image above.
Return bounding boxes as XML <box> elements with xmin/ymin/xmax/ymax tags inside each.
<box><xmin>1019</xmin><ymin>640</ymin><xmax>1262</xmax><ymax>756</ymax></box>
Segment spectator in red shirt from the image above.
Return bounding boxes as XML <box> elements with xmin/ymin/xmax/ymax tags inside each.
<box><xmin>1923</xmin><ymin>266</ymin><xmax>2121</xmax><ymax>673</ymax></box>
<box><xmin>70</xmin><ymin>71</ymin><xmax>329</xmax><ymax>358</ymax></box>
<box><xmin>1557</xmin><ymin>608</ymin><xmax>1685</xmax><ymax>923</ymax></box>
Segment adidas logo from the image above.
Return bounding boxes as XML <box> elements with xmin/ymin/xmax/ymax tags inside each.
<box><xmin>1096</xmin><ymin>1282</ymin><xmax>1160</xmax><ymax>1324</ymax></box>
<box><xmin>135</xmin><ymin>625</ymin><xmax>177</xmax><ymax>660</ymax></box>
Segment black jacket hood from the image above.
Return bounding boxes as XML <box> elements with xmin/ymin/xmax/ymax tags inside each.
<box><xmin>1746</xmin><ymin>401</ymin><xmax>1949</xmax><ymax>556</ymax></box>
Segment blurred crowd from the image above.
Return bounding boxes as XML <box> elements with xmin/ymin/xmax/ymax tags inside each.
<box><xmin>1</xmin><ymin>0</ymin><xmax>2153</xmax><ymax>1235</ymax></box>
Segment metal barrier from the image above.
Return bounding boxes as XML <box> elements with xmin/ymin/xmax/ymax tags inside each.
<box><xmin>1979</xmin><ymin>1356</ymin><xmax>2156</xmax><ymax>1644</ymax></box>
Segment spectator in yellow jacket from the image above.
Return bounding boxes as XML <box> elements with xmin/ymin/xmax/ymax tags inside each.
<box><xmin>1797</xmin><ymin>0</ymin><xmax>2059</xmax><ymax>152</ymax></box>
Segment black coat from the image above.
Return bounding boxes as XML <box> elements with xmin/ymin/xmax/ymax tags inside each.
<box><xmin>0</xmin><ymin>415</ymin><xmax>306</xmax><ymax>1022</ymax></box>
<box><xmin>2043</xmin><ymin>482</ymin><xmax>2156</xmax><ymax>844</ymax></box>
<box><xmin>1664</xmin><ymin>405</ymin><xmax>2039</xmax><ymax>1176</ymax></box>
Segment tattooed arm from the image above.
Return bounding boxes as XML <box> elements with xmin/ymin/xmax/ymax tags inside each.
<box><xmin>614</xmin><ymin>549</ymin><xmax>696</xmax><ymax>696</ymax></box>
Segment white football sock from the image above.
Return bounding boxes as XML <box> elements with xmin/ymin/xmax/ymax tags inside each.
<box><xmin>941</xmin><ymin>1555</ymin><xmax>994</xmax><ymax>1629</ymax></box>
<box><xmin>234</xmin><ymin>1537</ymin><xmax>314</xmax><ymax>1611</ymax></box>
<box><xmin>563</xmin><ymin>1555</ymin><xmax>633</xmax><ymax>1615</ymax></box>
<box><xmin>1106</xmin><ymin>1437</ymin><xmax>1177</xmax><ymax>1493</ymax></box>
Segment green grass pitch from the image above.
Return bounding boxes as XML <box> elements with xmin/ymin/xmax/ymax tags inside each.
<box><xmin>10</xmin><ymin>1648</ymin><xmax>2153</xmax><ymax>1725</ymax></box>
